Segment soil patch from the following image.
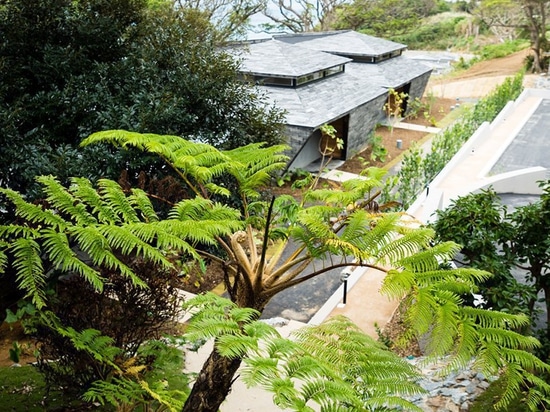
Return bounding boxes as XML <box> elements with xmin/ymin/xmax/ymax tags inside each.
<box><xmin>339</xmin><ymin>97</ymin><xmax>457</xmax><ymax>174</ymax></box>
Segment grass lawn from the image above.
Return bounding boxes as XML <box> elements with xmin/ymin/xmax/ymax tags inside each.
<box><xmin>0</xmin><ymin>365</ymin><xmax>112</xmax><ymax>411</ymax></box>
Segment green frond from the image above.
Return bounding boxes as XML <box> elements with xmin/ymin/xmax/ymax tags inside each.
<box><xmin>439</xmin><ymin>315</ymin><xmax>479</xmax><ymax>374</ymax></box>
<box><xmin>376</xmin><ymin>229</ymin><xmax>432</xmax><ymax>266</ymax></box>
<box><xmin>183</xmin><ymin>294</ymin><xmax>261</xmax><ymax>343</ymax></box>
<box><xmin>226</xmin><ymin>143</ymin><xmax>289</xmax><ymax>198</ymax></box>
<box><xmin>129</xmin><ymin>188</ymin><xmax>159</xmax><ymax>222</ymax></box>
<box><xmin>515</xmin><ymin>370</ymin><xmax>550</xmax><ymax>412</ymax></box>
<box><xmin>300</xmin><ymin>378</ymin><xmax>362</xmax><ymax>408</ymax></box>
<box><xmin>0</xmin><ymin>224</ymin><xmax>39</xmax><ymax>240</ymax></box>
<box><xmin>0</xmin><ymin>242</ymin><xmax>6</xmax><ymax>273</ymax></box>
<box><xmin>397</xmin><ymin>241</ymin><xmax>462</xmax><ymax>273</ymax></box>
<box><xmin>216</xmin><ymin>334</ymin><xmax>259</xmax><ymax>359</ymax></box>
<box><xmin>242</xmin><ymin>357</ymin><xmax>280</xmax><ymax>387</ymax></box>
<box><xmin>493</xmin><ymin>363</ymin><xmax>526</xmax><ymax>410</ymax></box>
<box><xmin>406</xmin><ymin>288</ymin><xmax>437</xmax><ymax>336</ymax></box>
<box><xmin>283</xmin><ymin>356</ymin><xmax>333</xmax><ymax>381</ymax></box>
<box><xmin>203</xmin><ymin>182</ymin><xmax>231</xmax><ymax>197</ymax></box>
<box><xmin>381</xmin><ymin>269</ymin><xmax>416</xmax><ymax>298</ymax></box>
<box><xmin>98</xmin><ymin>225</ymin><xmax>170</xmax><ymax>267</ymax></box>
<box><xmin>354</xmin><ymin>213</ymin><xmax>400</xmax><ymax>256</ymax></box>
<box><xmin>70</xmin><ymin>177</ymin><xmax>118</xmax><ymax>224</ymax></box>
<box><xmin>11</xmin><ymin>237</ymin><xmax>47</xmax><ymax>309</ymax></box>
<box><xmin>364</xmin><ymin>395</ymin><xmax>423</xmax><ymax>412</ymax></box>
<box><xmin>70</xmin><ymin>226</ymin><xmax>145</xmax><ymax>288</ymax></box>
<box><xmin>461</xmin><ymin>306</ymin><xmax>530</xmax><ymax>330</ymax></box>
<box><xmin>478</xmin><ymin>327</ymin><xmax>541</xmax><ymax>351</ymax></box>
<box><xmin>340</xmin><ymin>210</ymin><xmax>370</xmax><ymax>243</ymax></box>
<box><xmin>130</xmin><ymin>223</ymin><xmax>198</xmax><ymax>259</ymax></box>
<box><xmin>159</xmin><ymin>220</ymin><xmax>230</xmax><ymax>246</ymax></box>
<box><xmin>244</xmin><ymin>321</ymin><xmax>281</xmax><ymax>340</ymax></box>
<box><xmin>304</xmin><ymin>187</ymin><xmax>363</xmax><ymax>208</ymax></box>
<box><xmin>97</xmin><ymin>179</ymin><xmax>139</xmax><ymax>223</ymax></box>
<box><xmin>425</xmin><ymin>296</ymin><xmax>459</xmax><ymax>356</ymax></box>
<box><xmin>37</xmin><ymin>175</ymin><xmax>97</xmax><ymax>225</ymax></box>
<box><xmin>42</xmin><ymin>228</ymin><xmax>104</xmax><ymax>292</ymax></box>
<box><xmin>0</xmin><ymin>187</ymin><xmax>66</xmax><ymax>230</ymax></box>
<box><xmin>270</xmin><ymin>377</ymin><xmax>300</xmax><ymax>408</ymax></box>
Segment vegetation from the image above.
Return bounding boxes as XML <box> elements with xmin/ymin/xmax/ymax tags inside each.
<box><xmin>384</xmin><ymin>70</ymin><xmax>524</xmax><ymax>209</ymax></box>
<box><xmin>332</xmin><ymin>0</ymin><xmax>444</xmax><ymax>37</ymax></box>
<box><xmin>2</xmin><ymin>131</ymin><xmax>549</xmax><ymax>410</ymax></box>
<box><xmin>0</xmin><ymin>0</ymin><xmax>284</xmax><ymax>204</ymax></box>
<box><xmin>432</xmin><ymin>184</ymin><xmax>550</xmax><ymax>350</ymax></box>
<box><xmin>391</xmin><ymin>14</ymin><xmax>469</xmax><ymax>50</ymax></box>
<box><xmin>472</xmin><ymin>0</ymin><xmax>550</xmax><ymax>72</ymax></box>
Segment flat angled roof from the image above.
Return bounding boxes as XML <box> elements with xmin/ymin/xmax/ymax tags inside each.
<box><xmin>275</xmin><ymin>30</ymin><xmax>407</xmax><ymax>57</ymax></box>
<box><xmin>231</xmin><ymin>39</ymin><xmax>351</xmax><ymax>78</ymax></box>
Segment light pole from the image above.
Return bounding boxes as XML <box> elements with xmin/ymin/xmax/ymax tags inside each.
<box><xmin>339</xmin><ymin>271</ymin><xmax>350</xmax><ymax>306</ymax></box>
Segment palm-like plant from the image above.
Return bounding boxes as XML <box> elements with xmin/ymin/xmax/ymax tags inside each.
<box><xmin>80</xmin><ymin>130</ymin><xmax>550</xmax><ymax>411</ymax></box>
<box><xmin>2</xmin><ymin>130</ymin><xmax>550</xmax><ymax>411</ymax></box>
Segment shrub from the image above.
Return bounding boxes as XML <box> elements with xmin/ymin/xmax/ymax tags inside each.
<box><xmin>32</xmin><ymin>256</ymin><xmax>183</xmax><ymax>392</ymax></box>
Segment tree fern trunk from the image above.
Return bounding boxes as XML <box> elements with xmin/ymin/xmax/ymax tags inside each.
<box><xmin>182</xmin><ymin>347</ymin><xmax>242</xmax><ymax>412</ymax></box>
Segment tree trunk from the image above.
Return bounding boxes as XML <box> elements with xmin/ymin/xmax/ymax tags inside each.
<box><xmin>182</xmin><ymin>347</ymin><xmax>243</xmax><ymax>412</ymax></box>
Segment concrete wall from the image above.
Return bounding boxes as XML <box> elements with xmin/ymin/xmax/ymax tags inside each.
<box><xmin>289</xmin><ymin>129</ymin><xmax>323</xmax><ymax>170</ymax></box>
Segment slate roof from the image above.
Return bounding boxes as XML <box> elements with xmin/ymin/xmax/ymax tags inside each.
<box><xmin>261</xmin><ymin>55</ymin><xmax>431</xmax><ymax>128</ymax></box>
<box><xmin>275</xmin><ymin>30</ymin><xmax>407</xmax><ymax>58</ymax></box>
<box><xmin>261</xmin><ymin>67</ymin><xmax>386</xmax><ymax>128</ymax></box>
<box><xmin>231</xmin><ymin>39</ymin><xmax>351</xmax><ymax>78</ymax></box>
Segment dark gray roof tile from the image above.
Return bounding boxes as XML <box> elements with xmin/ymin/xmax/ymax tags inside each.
<box><xmin>232</xmin><ymin>39</ymin><xmax>351</xmax><ymax>77</ymax></box>
<box><xmin>276</xmin><ymin>30</ymin><xmax>406</xmax><ymax>57</ymax></box>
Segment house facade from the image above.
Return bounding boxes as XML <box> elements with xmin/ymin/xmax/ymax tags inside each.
<box><xmin>234</xmin><ymin>30</ymin><xmax>432</xmax><ymax>170</ymax></box>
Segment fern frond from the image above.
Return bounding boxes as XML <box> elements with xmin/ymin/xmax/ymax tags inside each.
<box><xmin>225</xmin><ymin>143</ymin><xmax>289</xmax><ymax>199</ymax></box>
<box><xmin>70</xmin><ymin>177</ymin><xmax>118</xmax><ymax>223</ymax></box>
<box><xmin>37</xmin><ymin>175</ymin><xmax>96</xmax><ymax>225</ymax></box>
<box><xmin>425</xmin><ymin>295</ymin><xmax>460</xmax><ymax>356</ymax></box>
<box><xmin>216</xmin><ymin>334</ymin><xmax>259</xmax><ymax>359</ymax></box>
<box><xmin>0</xmin><ymin>187</ymin><xmax>66</xmax><ymax>230</ymax></box>
<box><xmin>97</xmin><ymin>179</ymin><xmax>139</xmax><ymax>223</ymax></box>
<box><xmin>70</xmin><ymin>226</ymin><xmax>145</xmax><ymax>288</ymax></box>
<box><xmin>98</xmin><ymin>225</ymin><xmax>170</xmax><ymax>267</ymax></box>
<box><xmin>406</xmin><ymin>287</ymin><xmax>437</xmax><ymax>336</ymax></box>
<box><xmin>129</xmin><ymin>188</ymin><xmax>158</xmax><ymax>223</ymax></box>
<box><xmin>381</xmin><ymin>269</ymin><xmax>416</xmax><ymax>298</ymax></box>
<box><xmin>42</xmin><ymin>228</ymin><xmax>104</xmax><ymax>291</ymax></box>
<box><xmin>11</xmin><ymin>237</ymin><xmax>47</xmax><ymax>308</ymax></box>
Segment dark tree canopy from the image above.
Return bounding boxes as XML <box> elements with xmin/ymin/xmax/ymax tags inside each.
<box><xmin>0</xmin><ymin>0</ymin><xmax>285</xmax><ymax>200</ymax></box>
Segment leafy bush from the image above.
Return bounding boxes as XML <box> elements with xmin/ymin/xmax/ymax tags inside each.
<box><xmin>475</xmin><ymin>40</ymin><xmax>530</xmax><ymax>60</ymax></box>
<box><xmin>391</xmin><ymin>16</ymin><xmax>467</xmax><ymax>50</ymax></box>
<box><xmin>32</xmin><ymin>256</ymin><xmax>183</xmax><ymax>392</ymax></box>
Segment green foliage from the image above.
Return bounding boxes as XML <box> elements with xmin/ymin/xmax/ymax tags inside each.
<box><xmin>184</xmin><ymin>293</ymin><xmax>425</xmax><ymax>411</ymax></box>
<box><xmin>333</xmin><ymin>0</ymin><xmax>438</xmax><ymax>37</ymax></box>
<box><xmin>391</xmin><ymin>16</ymin><xmax>468</xmax><ymax>50</ymax></box>
<box><xmin>83</xmin><ymin>339</ymin><xmax>188</xmax><ymax>412</ymax></box>
<box><xmin>474</xmin><ymin>40</ymin><xmax>530</xmax><ymax>61</ymax></box>
<box><xmin>431</xmin><ymin>181</ymin><xmax>550</xmax><ymax>375</ymax></box>
<box><xmin>6</xmin><ymin>132</ymin><xmax>550</xmax><ymax>411</ymax></box>
<box><xmin>385</xmin><ymin>71</ymin><xmax>524</xmax><ymax>209</ymax></box>
<box><xmin>382</xmin><ymin>261</ymin><xmax>550</xmax><ymax>411</ymax></box>
<box><xmin>369</xmin><ymin>133</ymin><xmax>388</xmax><ymax>163</ymax></box>
<box><xmin>0</xmin><ymin>0</ymin><xmax>285</xmax><ymax>204</ymax></box>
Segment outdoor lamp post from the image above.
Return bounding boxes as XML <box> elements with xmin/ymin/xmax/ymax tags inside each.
<box><xmin>340</xmin><ymin>271</ymin><xmax>350</xmax><ymax>305</ymax></box>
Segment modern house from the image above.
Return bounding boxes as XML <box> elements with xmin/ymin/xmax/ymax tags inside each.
<box><xmin>232</xmin><ymin>30</ymin><xmax>433</xmax><ymax>170</ymax></box>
